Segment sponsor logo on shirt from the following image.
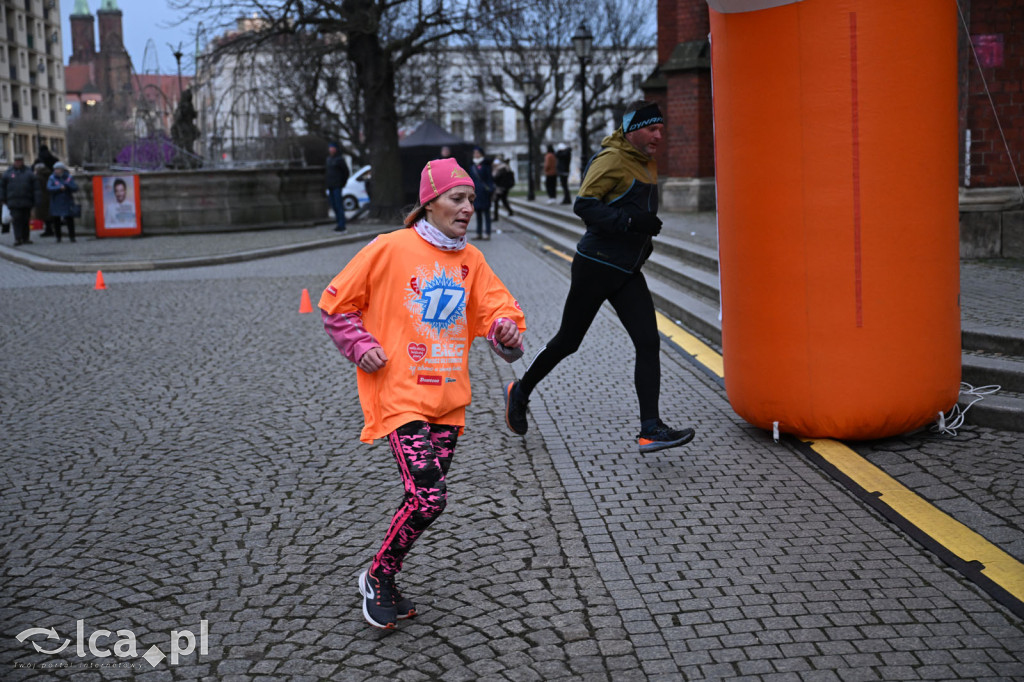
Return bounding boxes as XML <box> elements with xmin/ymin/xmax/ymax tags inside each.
<box><xmin>417</xmin><ymin>375</ymin><xmax>442</xmax><ymax>386</ymax></box>
<box><xmin>326</xmin><ymin>285</ymin><xmax>337</xmax><ymax>296</ymax></box>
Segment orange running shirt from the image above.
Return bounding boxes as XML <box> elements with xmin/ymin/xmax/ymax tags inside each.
<box><xmin>320</xmin><ymin>227</ymin><xmax>525</xmax><ymax>442</ymax></box>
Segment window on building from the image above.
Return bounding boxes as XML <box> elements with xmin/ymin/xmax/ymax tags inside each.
<box><xmin>551</xmin><ymin>116</ymin><xmax>564</xmax><ymax>141</ymax></box>
<box><xmin>594</xmin><ymin>73</ymin><xmax>604</xmax><ymax>90</ymax></box>
<box><xmin>556</xmin><ymin>74</ymin><xmax>565</xmax><ymax>91</ymax></box>
<box><xmin>450</xmin><ymin>116</ymin><xmax>464</xmax><ymax>139</ymax></box>
<box><xmin>492</xmin><ymin>74</ymin><xmax>502</xmax><ymax>91</ymax></box>
<box><xmin>515</xmin><ymin>114</ymin><xmax>525</xmax><ymax>142</ymax></box>
<box><xmin>1</xmin><ymin>84</ymin><xmax>7</xmax><ymax>101</ymax></box>
<box><xmin>633</xmin><ymin>73</ymin><xmax>644</xmax><ymax>91</ymax></box>
<box><xmin>14</xmin><ymin>134</ymin><xmax>28</xmax><ymax>155</ymax></box>
<box><xmin>490</xmin><ymin>110</ymin><xmax>504</xmax><ymax>142</ymax></box>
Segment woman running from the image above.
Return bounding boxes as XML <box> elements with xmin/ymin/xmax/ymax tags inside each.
<box><xmin>319</xmin><ymin>158</ymin><xmax>526</xmax><ymax>629</ymax></box>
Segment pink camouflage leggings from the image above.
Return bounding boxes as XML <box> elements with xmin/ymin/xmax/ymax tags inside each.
<box><xmin>371</xmin><ymin>421</ymin><xmax>459</xmax><ymax>576</ymax></box>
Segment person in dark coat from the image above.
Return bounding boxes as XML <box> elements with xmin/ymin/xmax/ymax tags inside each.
<box><xmin>1</xmin><ymin>155</ymin><xmax>40</xmax><ymax>246</ymax></box>
<box><xmin>47</xmin><ymin>162</ymin><xmax>79</xmax><ymax>243</ymax></box>
<box><xmin>33</xmin><ymin>163</ymin><xmax>55</xmax><ymax>237</ymax></box>
<box><xmin>556</xmin><ymin>143</ymin><xmax>572</xmax><ymax>204</ymax></box>
<box><xmin>492</xmin><ymin>156</ymin><xmax>515</xmax><ymax>220</ymax></box>
<box><xmin>468</xmin><ymin>146</ymin><xmax>494</xmax><ymax>240</ymax></box>
<box><xmin>33</xmin><ymin>144</ymin><xmax>59</xmax><ymax>170</ymax></box>
<box><xmin>325</xmin><ymin>142</ymin><xmax>350</xmax><ymax>232</ymax></box>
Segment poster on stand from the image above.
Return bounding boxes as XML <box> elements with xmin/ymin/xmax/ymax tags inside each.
<box><xmin>94</xmin><ymin>175</ymin><xmax>141</xmax><ymax>237</ymax></box>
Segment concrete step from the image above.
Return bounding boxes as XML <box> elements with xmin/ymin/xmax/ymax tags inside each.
<box><xmin>962</xmin><ymin>325</ymin><xmax>1024</xmax><ymax>356</ymax></box>
<box><xmin>956</xmin><ymin>389</ymin><xmax>1024</xmax><ymax>432</ymax></box>
<box><xmin>962</xmin><ymin>352</ymin><xmax>1024</xmax><ymax>394</ymax></box>
<box><xmin>507</xmin><ymin>199</ymin><xmax>722</xmax><ymax>309</ymax></box>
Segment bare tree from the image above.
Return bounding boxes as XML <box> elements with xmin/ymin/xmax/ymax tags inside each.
<box><xmin>172</xmin><ymin>0</ymin><xmax>501</xmax><ymax>217</ymax></box>
<box><xmin>464</xmin><ymin>0</ymin><xmax>655</xmax><ymax>184</ymax></box>
<box><xmin>66</xmin><ymin>103</ymin><xmax>133</xmax><ymax>167</ymax></box>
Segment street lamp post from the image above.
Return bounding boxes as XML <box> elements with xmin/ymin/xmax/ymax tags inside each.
<box><xmin>169</xmin><ymin>43</ymin><xmax>184</xmax><ymax>98</ymax></box>
<box><xmin>572</xmin><ymin>22</ymin><xmax>594</xmax><ymax>171</ymax></box>
<box><xmin>523</xmin><ymin>76</ymin><xmax>538</xmax><ymax>201</ymax></box>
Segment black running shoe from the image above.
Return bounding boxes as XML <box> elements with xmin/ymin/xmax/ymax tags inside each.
<box><xmin>504</xmin><ymin>381</ymin><xmax>529</xmax><ymax>435</ymax></box>
<box><xmin>637</xmin><ymin>420</ymin><xmax>695</xmax><ymax>453</ymax></box>
<box><xmin>358</xmin><ymin>568</ymin><xmax>397</xmax><ymax>629</ymax></box>
<box><xmin>394</xmin><ymin>585</ymin><xmax>416</xmax><ymax>620</ymax></box>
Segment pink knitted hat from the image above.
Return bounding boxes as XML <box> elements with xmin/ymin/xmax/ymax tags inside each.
<box><xmin>419</xmin><ymin>158</ymin><xmax>475</xmax><ymax>205</ymax></box>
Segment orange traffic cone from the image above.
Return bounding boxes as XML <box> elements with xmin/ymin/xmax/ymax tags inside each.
<box><xmin>94</xmin><ymin>271</ymin><xmax>107</xmax><ymax>290</ymax></box>
<box><xmin>299</xmin><ymin>288</ymin><xmax>313</xmax><ymax>314</ymax></box>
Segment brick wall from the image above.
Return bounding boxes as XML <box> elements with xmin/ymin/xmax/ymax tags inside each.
<box><xmin>648</xmin><ymin>0</ymin><xmax>715</xmax><ymax>179</ymax></box>
<box><xmin>664</xmin><ymin>71</ymin><xmax>714</xmax><ymax>178</ymax></box>
<box><xmin>962</xmin><ymin>0</ymin><xmax>1024</xmax><ymax>189</ymax></box>
<box><xmin>69</xmin><ymin>15</ymin><xmax>95</xmax><ymax>65</ymax></box>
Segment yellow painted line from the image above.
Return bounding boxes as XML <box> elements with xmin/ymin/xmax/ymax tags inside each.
<box><xmin>804</xmin><ymin>438</ymin><xmax>1024</xmax><ymax>600</ymax></box>
<box><xmin>542</xmin><ymin>245</ymin><xmax>573</xmax><ymax>263</ymax></box>
<box><xmin>655</xmin><ymin>311</ymin><xmax>724</xmax><ymax>379</ymax></box>
<box><xmin>652</xmin><ymin>309</ymin><xmax>1024</xmax><ymax>606</ymax></box>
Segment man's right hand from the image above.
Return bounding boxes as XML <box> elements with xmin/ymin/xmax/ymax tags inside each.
<box><xmin>628</xmin><ymin>212</ymin><xmax>662</xmax><ymax>236</ymax></box>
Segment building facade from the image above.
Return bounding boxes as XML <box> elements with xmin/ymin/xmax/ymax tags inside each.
<box><xmin>192</xmin><ymin>20</ymin><xmax>657</xmax><ymax>180</ymax></box>
<box><xmin>0</xmin><ymin>0</ymin><xmax>67</xmax><ymax>164</ymax></box>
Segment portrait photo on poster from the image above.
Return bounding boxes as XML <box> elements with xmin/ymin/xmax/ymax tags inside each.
<box><xmin>103</xmin><ymin>176</ymin><xmax>137</xmax><ymax>229</ymax></box>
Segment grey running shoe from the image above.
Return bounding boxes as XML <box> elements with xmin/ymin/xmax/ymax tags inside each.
<box><xmin>358</xmin><ymin>568</ymin><xmax>397</xmax><ymax>629</ymax></box>
<box><xmin>638</xmin><ymin>420</ymin><xmax>695</xmax><ymax>453</ymax></box>
<box><xmin>504</xmin><ymin>381</ymin><xmax>529</xmax><ymax>435</ymax></box>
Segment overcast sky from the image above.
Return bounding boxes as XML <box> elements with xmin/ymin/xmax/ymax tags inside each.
<box><xmin>60</xmin><ymin>0</ymin><xmax>200</xmax><ymax>76</ymax></box>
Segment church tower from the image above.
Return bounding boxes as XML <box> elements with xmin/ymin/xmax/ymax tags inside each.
<box><xmin>68</xmin><ymin>0</ymin><xmax>95</xmax><ymax>65</ymax></box>
<box><xmin>95</xmin><ymin>0</ymin><xmax>133</xmax><ymax>110</ymax></box>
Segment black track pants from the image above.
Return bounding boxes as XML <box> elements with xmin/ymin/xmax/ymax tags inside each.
<box><xmin>519</xmin><ymin>254</ymin><xmax>661</xmax><ymax>422</ymax></box>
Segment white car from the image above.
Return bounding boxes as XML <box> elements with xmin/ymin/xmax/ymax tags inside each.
<box><xmin>343</xmin><ymin>165</ymin><xmax>371</xmax><ymax>212</ymax></box>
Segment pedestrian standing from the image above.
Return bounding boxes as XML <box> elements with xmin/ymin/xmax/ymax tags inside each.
<box><xmin>492</xmin><ymin>156</ymin><xmax>515</xmax><ymax>221</ymax></box>
<box><xmin>502</xmin><ymin>101</ymin><xmax>695</xmax><ymax>453</ymax></box>
<box><xmin>1</xmin><ymin>154</ymin><xmax>40</xmax><ymax>247</ymax></box>
<box><xmin>325</xmin><ymin>142</ymin><xmax>350</xmax><ymax>233</ymax></box>
<box><xmin>543</xmin><ymin>145</ymin><xmax>558</xmax><ymax>203</ymax></box>
<box><xmin>468</xmin><ymin>146</ymin><xmax>494</xmax><ymax>240</ymax></box>
<box><xmin>319</xmin><ymin>157</ymin><xmax>526</xmax><ymax>630</ymax></box>
<box><xmin>33</xmin><ymin>163</ymin><xmax>54</xmax><ymax>238</ymax></box>
<box><xmin>47</xmin><ymin>162</ymin><xmax>79</xmax><ymax>243</ymax></box>
<box><xmin>556</xmin><ymin>143</ymin><xmax>572</xmax><ymax>204</ymax></box>
<box><xmin>33</xmin><ymin>144</ymin><xmax>59</xmax><ymax>170</ymax></box>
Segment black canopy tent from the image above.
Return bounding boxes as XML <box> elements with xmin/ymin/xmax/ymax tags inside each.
<box><xmin>399</xmin><ymin>119</ymin><xmax>475</xmax><ymax>206</ymax></box>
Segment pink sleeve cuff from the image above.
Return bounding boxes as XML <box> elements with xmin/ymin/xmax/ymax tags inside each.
<box><xmin>322</xmin><ymin>310</ymin><xmax>381</xmax><ymax>365</ymax></box>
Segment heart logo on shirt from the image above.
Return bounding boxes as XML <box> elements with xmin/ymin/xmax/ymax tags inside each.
<box><xmin>461</xmin><ymin>265</ymin><xmax>469</xmax><ymax>279</ymax></box>
<box><xmin>407</xmin><ymin>343</ymin><xmax>427</xmax><ymax>362</ymax></box>
<box><xmin>410</xmin><ymin>277</ymin><xmax>420</xmax><ymax>295</ymax></box>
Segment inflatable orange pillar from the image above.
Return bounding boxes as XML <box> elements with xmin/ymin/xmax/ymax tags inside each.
<box><xmin>708</xmin><ymin>0</ymin><xmax>961</xmax><ymax>439</ymax></box>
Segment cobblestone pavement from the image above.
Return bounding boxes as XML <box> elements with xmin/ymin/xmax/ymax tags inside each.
<box><xmin>1</xmin><ymin>225</ymin><xmax>1022</xmax><ymax>680</ymax></box>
